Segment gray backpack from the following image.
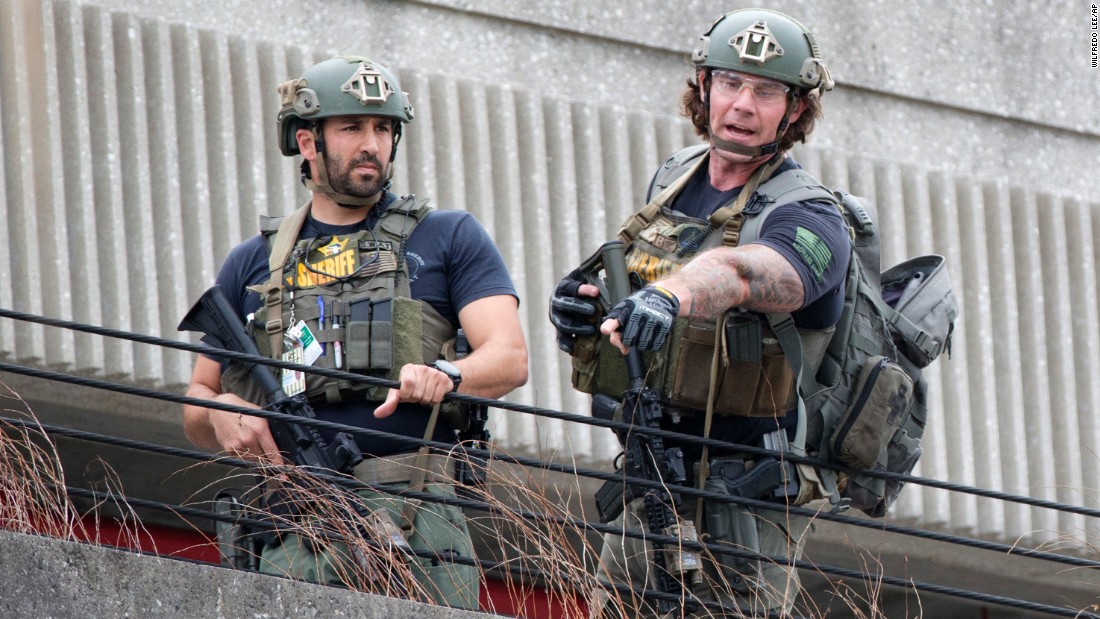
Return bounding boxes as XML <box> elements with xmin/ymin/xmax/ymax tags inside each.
<box><xmin>747</xmin><ymin>178</ymin><xmax>958</xmax><ymax>517</ymax></box>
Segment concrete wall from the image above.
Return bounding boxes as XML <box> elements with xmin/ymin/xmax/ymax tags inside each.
<box><xmin>1</xmin><ymin>0</ymin><xmax>1099</xmax><ymax>615</ymax></box>
<box><xmin>0</xmin><ymin>529</ymin><xmax>486</xmax><ymax>618</ymax></box>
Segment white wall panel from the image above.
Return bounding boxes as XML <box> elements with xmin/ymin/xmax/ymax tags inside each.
<box><xmin>55</xmin><ymin>0</ymin><xmax>105</xmax><ymax>375</ymax></box>
<box><xmin>81</xmin><ymin>3</ymin><xmax>135</xmax><ymax>377</ymax></box>
<box><xmin>1</xmin><ymin>0</ymin><xmax>48</xmax><ymax>365</ymax></box>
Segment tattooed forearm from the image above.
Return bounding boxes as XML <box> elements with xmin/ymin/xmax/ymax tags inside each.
<box><xmin>659</xmin><ymin>246</ymin><xmax>805</xmax><ymax>321</ymax></box>
<box><xmin>742</xmin><ymin>262</ymin><xmax>804</xmax><ymax>312</ymax></box>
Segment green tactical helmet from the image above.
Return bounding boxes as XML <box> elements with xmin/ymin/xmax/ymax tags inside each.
<box><xmin>276</xmin><ymin>56</ymin><xmax>414</xmax><ymax>157</ymax></box>
<box><xmin>691</xmin><ymin>9</ymin><xmax>833</xmax><ymax>96</ymax></box>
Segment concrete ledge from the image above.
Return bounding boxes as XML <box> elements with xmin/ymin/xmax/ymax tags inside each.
<box><xmin>0</xmin><ymin>530</ymin><xmax>488</xmax><ymax>619</ymax></box>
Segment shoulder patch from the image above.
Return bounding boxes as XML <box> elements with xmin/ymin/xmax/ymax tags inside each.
<box><xmin>794</xmin><ymin>226</ymin><xmax>832</xmax><ymax>283</ymax></box>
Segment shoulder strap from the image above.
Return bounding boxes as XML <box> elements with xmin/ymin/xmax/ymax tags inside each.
<box><xmin>708</xmin><ymin>156</ymin><xmax>788</xmax><ymax>247</ymax></box>
<box><xmin>251</xmin><ymin>203</ymin><xmax>311</xmax><ymax>359</ymax></box>
<box><xmin>646</xmin><ymin>143</ymin><xmax>710</xmax><ymax>202</ymax></box>
<box><xmin>737</xmin><ymin>168</ymin><xmax>837</xmax><ymax>247</ymax></box>
<box><xmin>619</xmin><ymin>147</ymin><xmax>710</xmax><ymax>244</ymax></box>
<box><xmin>375</xmin><ymin>195</ymin><xmax>432</xmax><ymax>297</ymax></box>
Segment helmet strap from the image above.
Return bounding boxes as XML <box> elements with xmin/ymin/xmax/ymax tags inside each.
<box><xmin>707</xmin><ymin>86</ymin><xmax>799</xmax><ymax>159</ymax></box>
<box><xmin>305</xmin><ymin>125</ymin><xmax>385</xmax><ymax>207</ymax></box>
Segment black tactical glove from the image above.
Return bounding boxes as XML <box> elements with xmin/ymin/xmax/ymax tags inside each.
<box><xmin>605</xmin><ymin>285</ymin><xmax>681</xmax><ymax>352</ymax></box>
<box><xmin>549</xmin><ymin>270</ymin><xmax>600</xmax><ymax>354</ymax></box>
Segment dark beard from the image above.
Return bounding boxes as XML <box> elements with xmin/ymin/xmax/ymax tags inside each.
<box><xmin>326</xmin><ymin>152</ymin><xmax>387</xmax><ymax>205</ymax></box>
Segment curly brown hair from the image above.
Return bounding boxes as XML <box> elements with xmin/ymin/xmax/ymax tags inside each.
<box><xmin>680</xmin><ymin>71</ymin><xmax>822</xmax><ymax>152</ymax></box>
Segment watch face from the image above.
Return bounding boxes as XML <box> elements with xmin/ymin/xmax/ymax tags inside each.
<box><xmin>434</xmin><ymin>360</ymin><xmax>460</xmax><ymax>378</ymax></box>
<box><xmin>433</xmin><ymin>360</ymin><xmax>461</xmax><ymax>390</ymax></box>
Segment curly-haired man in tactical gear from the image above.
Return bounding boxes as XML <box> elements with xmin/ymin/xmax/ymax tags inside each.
<box><xmin>550</xmin><ymin>9</ymin><xmax>847</xmax><ymax>616</ymax></box>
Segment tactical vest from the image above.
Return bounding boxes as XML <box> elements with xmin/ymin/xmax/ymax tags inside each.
<box><xmin>581</xmin><ymin>146</ymin><xmax>958</xmax><ymax>514</ymax></box>
<box><xmin>220</xmin><ymin>197</ymin><xmax>457</xmax><ymax>407</ymax></box>
<box><xmin>571</xmin><ymin>146</ymin><xmax>837</xmax><ymax>420</ymax></box>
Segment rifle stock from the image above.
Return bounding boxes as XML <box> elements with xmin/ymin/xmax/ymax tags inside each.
<box><xmin>179</xmin><ymin>285</ymin><xmax>363</xmax><ymax>474</ymax></box>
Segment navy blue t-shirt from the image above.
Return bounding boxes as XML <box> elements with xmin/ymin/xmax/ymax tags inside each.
<box><xmin>668</xmin><ymin>156</ymin><xmax>849</xmax><ymax>328</ymax></box>
<box><xmin>657</xmin><ymin>156</ymin><xmax>851</xmax><ymax>457</ymax></box>
<box><xmin>212</xmin><ymin>192</ymin><xmax>517</xmax><ymax>456</ymax></box>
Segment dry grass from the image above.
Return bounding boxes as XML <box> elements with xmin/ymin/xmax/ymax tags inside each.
<box><xmin>0</xmin><ymin>382</ymin><xmax>86</xmax><ymax>541</ymax></box>
<box><xmin>6</xmin><ymin>377</ymin><xmax>1097</xmax><ymax>617</ymax></box>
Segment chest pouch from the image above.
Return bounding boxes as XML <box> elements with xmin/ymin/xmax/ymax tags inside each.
<box><xmin>245</xmin><ymin>232</ymin><xmax>453</xmax><ymax>404</ymax></box>
<box><xmin>667</xmin><ymin>312</ymin><xmax>794</xmax><ymax>418</ymax></box>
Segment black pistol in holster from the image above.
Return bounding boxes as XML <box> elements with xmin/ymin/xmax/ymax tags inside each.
<box><xmin>179</xmin><ymin>285</ymin><xmax>364</xmax><ymax>475</ymax></box>
<box><xmin>451</xmin><ymin>328</ymin><xmax>491</xmax><ymax>490</ymax></box>
<box><xmin>594</xmin><ymin>241</ymin><xmax>700</xmax><ymax>613</ymax></box>
<box><xmin>705</xmin><ymin>429</ymin><xmax>800</xmax><ymax>587</ymax></box>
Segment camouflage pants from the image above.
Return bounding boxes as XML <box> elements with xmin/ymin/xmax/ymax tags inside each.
<box><xmin>259</xmin><ymin>480</ymin><xmax>479</xmax><ymax>609</ymax></box>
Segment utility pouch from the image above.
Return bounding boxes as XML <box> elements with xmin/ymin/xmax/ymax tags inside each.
<box><xmin>881</xmin><ymin>255</ymin><xmax>958</xmax><ymax>368</ymax></box>
<box><xmin>346</xmin><ymin>299</ymin><xmax>393</xmax><ymax>371</ymax></box>
<box><xmin>830</xmin><ymin>356</ymin><xmax>913</xmax><ymax>469</ymax></box>
<box><xmin>725</xmin><ymin>312</ymin><xmax>763</xmax><ymax>363</ymax></box>
<box><xmin>669</xmin><ymin>316</ymin><xmax>793</xmax><ymax>417</ymax></box>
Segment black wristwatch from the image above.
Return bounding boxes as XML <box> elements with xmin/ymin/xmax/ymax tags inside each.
<box><xmin>431</xmin><ymin>359</ymin><xmax>462</xmax><ymax>392</ymax></box>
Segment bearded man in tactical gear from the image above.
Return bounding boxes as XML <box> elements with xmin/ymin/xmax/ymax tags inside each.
<box><xmin>183</xmin><ymin>56</ymin><xmax>527</xmax><ymax>609</ymax></box>
<box><xmin>550</xmin><ymin>9</ymin><xmax>848</xmax><ymax>616</ymax></box>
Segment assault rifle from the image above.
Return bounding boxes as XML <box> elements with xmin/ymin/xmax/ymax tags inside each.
<box><xmin>598</xmin><ymin>241</ymin><xmax>697</xmax><ymax>614</ymax></box>
<box><xmin>181</xmin><ymin>287</ymin><xmax>418</xmax><ymax>590</ymax></box>
<box><xmin>178</xmin><ymin>285</ymin><xmax>363</xmax><ymax>474</ymax></box>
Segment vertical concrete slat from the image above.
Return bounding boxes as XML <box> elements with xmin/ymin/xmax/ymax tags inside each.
<box><xmin>455</xmin><ymin>78</ymin><xmax>495</xmax><ymax>234</ymax></box>
<box><xmin>112</xmin><ymin>11</ymin><xmax>163</xmax><ymax>383</ymax></box>
<box><xmin>486</xmin><ymin>83</ymin><xmax>541</xmax><ymax>451</ymax></box>
<box><xmin>874</xmin><ymin>161</ymin><xmax>908</xmax><ymax>271</ymax></box>
<box><xmin>0</xmin><ymin>53</ymin><xmax>10</xmax><ymax>360</ymax></box>
<box><xmin>845</xmin><ymin>156</ymin><xmax>877</xmax><ymax>203</ymax></box>
<box><xmin>570</xmin><ymin>101</ymin><xmax>611</xmax><ymax>248</ymax></box>
<box><xmin>0</xmin><ymin>0</ymin><xmax>47</xmax><ymax>365</ymax></box>
<box><xmin>1036</xmin><ymin>193</ymin><xmax>1086</xmax><ymax>540</ymax></box>
<box><xmin>956</xmin><ymin>177</ymin><xmax>1028</xmax><ymax>540</ymax></box>
<box><xmin>1066</xmin><ymin>196</ymin><xmax>1100</xmax><ymax>544</ymax></box>
<box><xmin>0</xmin><ymin>2</ymin><xmax>16</xmax><ymax>360</ymax></box>
<box><xmin>981</xmin><ymin>180</ymin><xmax>1038</xmax><ymax>543</ymax></box>
<box><xmin>515</xmin><ymin>89</ymin><xmax>580</xmax><ymax>457</ymax></box>
<box><xmin>228</xmin><ymin>37</ymin><xmax>267</xmax><ymax>239</ymax></box>
<box><xmin>30</xmin><ymin>1</ymin><xmax>75</xmax><ymax>369</ymax></box>
<box><xmin>1009</xmin><ymin>187</ymin><xmax>1059</xmax><ymax>544</ymax></box>
<box><xmin>140</xmin><ymin>17</ymin><xmax>191</xmax><ymax>387</ymax></box>
<box><xmin>397</xmin><ymin>68</ymin><xmax>437</xmax><ymax>209</ymax></box>
<box><xmin>626</xmin><ymin>111</ymin><xmax>662</xmax><ymax>209</ymax></box>
<box><xmin>931</xmin><ymin>171</ymin><xmax>1001</xmax><ymax>535</ymax></box>
<box><xmin>598</xmin><ymin>106</ymin><xmax>636</xmax><ymax>237</ymax></box>
<box><xmin>55</xmin><ymin>0</ymin><xmax>106</xmax><ymax>373</ymax></box>
<box><xmin>984</xmin><ymin>180</ymin><xmax>1046</xmax><ymax>544</ymax></box>
<box><xmin>199</xmin><ymin>29</ymin><xmax>243</xmax><ymax>261</ymax></box>
<box><xmin>251</xmin><ymin>42</ymin><xmax>297</xmax><ymax>217</ymax></box>
<box><xmin>544</xmin><ymin>97</ymin><xmax>603</xmax><ymax>457</ymax></box>
<box><xmin>171</xmin><ymin>23</ymin><xmax>216</xmax><ymax>305</ymax></box>
<box><xmin>428</xmin><ymin>74</ymin><xmax>467</xmax><ymax>215</ymax></box>
<box><xmin>82</xmin><ymin>4</ymin><xmax>133</xmax><ymax>378</ymax></box>
<box><xmin>907</xmin><ymin>168</ymin><xmax>969</xmax><ymax>530</ymax></box>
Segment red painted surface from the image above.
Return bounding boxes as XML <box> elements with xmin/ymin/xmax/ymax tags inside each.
<box><xmin>75</xmin><ymin>516</ymin><xmax>221</xmax><ymax>564</ymax></box>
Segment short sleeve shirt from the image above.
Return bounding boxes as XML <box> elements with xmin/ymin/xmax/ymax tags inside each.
<box><xmin>212</xmin><ymin>192</ymin><xmax>517</xmax><ymax>456</ymax></box>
